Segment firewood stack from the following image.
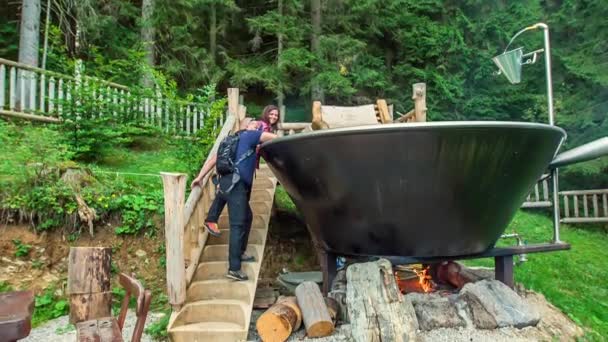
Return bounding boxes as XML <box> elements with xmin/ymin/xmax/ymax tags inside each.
<box><xmin>256</xmin><ymin>282</ymin><xmax>336</xmax><ymax>342</ymax></box>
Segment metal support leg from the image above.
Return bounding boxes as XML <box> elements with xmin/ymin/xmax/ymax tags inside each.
<box><xmin>495</xmin><ymin>255</ymin><xmax>514</xmax><ymax>288</ymax></box>
<box><xmin>318</xmin><ymin>249</ymin><xmax>337</xmax><ymax>295</ymax></box>
<box><xmin>551</xmin><ymin>168</ymin><xmax>562</xmax><ymax>243</ymax></box>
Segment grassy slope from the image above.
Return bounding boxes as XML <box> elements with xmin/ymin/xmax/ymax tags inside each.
<box><xmin>467</xmin><ymin>211</ymin><xmax>608</xmax><ymax>339</ymax></box>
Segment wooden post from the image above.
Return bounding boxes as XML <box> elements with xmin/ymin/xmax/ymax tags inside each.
<box><xmin>376</xmin><ymin>99</ymin><xmax>391</xmax><ymax>123</ymax></box>
<box><xmin>295</xmin><ymin>281</ymin><xmax>334</xmax><ymax>338</ymax></box>
<box><xmin>228</xmin><ymin>87</ymin><xmax>239</xmax><ymax>131</ymax></box>
<box><xmin>412</xmin><ymin>82</ymin><xmax>427</xmax><ymax>122</ymax></box>
<box><xmin>238</xmin><ymin>104</ymin><xmax>247</xmax><ymax>121</ymax></box>
<box><xmin>161</xmin><ymin>172</ymin><xmax>187</xmax><ymax>311</ymax></box>
<box><xmin>67</xmin><ymin>247</ymin><xmax>112</xmax><ymax>324</ymax></box>
<box><xmin>312</xmin><ymin>100</ymin><xmax>322</xmax><ymax>123</ymax></box>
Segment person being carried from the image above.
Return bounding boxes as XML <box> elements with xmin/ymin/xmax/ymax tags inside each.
<box><xmin>191</xmin><ymin>117</ymin><xmax>277</xmax><ymax>281</ymax></box>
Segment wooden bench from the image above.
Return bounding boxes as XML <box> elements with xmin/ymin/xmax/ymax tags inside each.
<box><xmin>311</xmin><ymin>83</ymin><xmax>427</xmax><ymax>130</ymax></box>
<box><xmin>76</xmin><ymin>273</ymin><xmax>152</xmax><ymax>342</ymax></box>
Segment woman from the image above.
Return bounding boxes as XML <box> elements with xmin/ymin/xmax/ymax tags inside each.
<box><xmin>258</xmin><ymin>105</ymin><xmax>279</xmax><ymax>133</ymax></box>
<box><xmin>255</xmin><ymin>105</ymin><xmax>279</xmax><ymax>169</ymax></box>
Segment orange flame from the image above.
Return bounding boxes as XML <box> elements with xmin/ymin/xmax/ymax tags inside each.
<box><xmin>414</xmin><ymin>266</ymin><xmax>434</xmax><ymax>293</ymax></box>
<box><xmin>394</xmin><ymin>266</ymin><xmax>434</xmax><ymax>293</ymax></box>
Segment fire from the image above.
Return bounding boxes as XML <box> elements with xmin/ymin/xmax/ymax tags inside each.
<box><xmin>395</xmin><ymin>265</ymin><xmax>434</xmax><ymax>293</ymax></box>
<box><xmin>414</xmin><ymin>266</ymin><xmax>434</xmax><ymax>293</ymax></box>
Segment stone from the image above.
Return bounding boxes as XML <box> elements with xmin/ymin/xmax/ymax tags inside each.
<box><xmin>1</xmin><ymin>257</ymin><xmax>13</xmax><ymax>264</ymax></box>
<box><xmin>459</xmin><ymin>280</ymin><xmax>540</xmax><ymax>329</ymax></box>
<box><xmin>407</xmin><ymin>295</ymin><xmax>466</xmax><ymax>331</ymax></box>
<box><xmin>135</xmin><ymin>249</ymin><xmax>147</xmax><ymax>258</ymax></box>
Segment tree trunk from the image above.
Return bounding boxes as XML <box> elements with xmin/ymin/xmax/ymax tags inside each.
<box><xmin>209</xmin><ymin>2</ymin><xmax>217</xmax><ymax>63</ymax></box>
<box><xmin>295</xmin><ymin>281</ymin><xmax>333</xmax><ymax>338</ymax></box>
<box><xmin>17</xmin><ymin>0</ymin><xmax>41</xmax><ymax>111</ymax></box>
<box><xmin>141</xmin><ymin>0</ymin><xmax>155</xmax><ymax>88</ymax></box>
<box><xmin>67</xmin><ymin>247</ymin><xmax>112</xmax><ymax>324</ymax></box>
<box><xmin>346</xmin><ymin>259</ymin><xmax>418</xmax><ymax>342</ymax></box>
<box><xmin>41</xmin><ymin>0</ymin><xmax>51</xmax><ymax>69</ymax></box>
<box><xmin>19</xmin><ymin>0</ymin><xmax>41</xmax><ymax>67</ymax></box>
<box><xmin>277</xmin><ymin>0</ymin><xmax>285</xmax><ymax>117</ymax></box>
<box><xmin>310</xmin><ymin>0</ymin><xmax>324</xmax><ymax>102</ymax></box>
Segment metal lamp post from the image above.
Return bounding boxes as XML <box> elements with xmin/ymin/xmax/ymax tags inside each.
<box><xmin>493</xmin><ymin>23</ymin><xmax>563</xmax><ymax>243</ymax></box>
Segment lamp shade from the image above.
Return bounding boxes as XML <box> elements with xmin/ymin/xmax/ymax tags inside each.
<box><xmin>493</xmin><ymin>47</ymin><xmax>523</xmax><ymax>84</ymax></box>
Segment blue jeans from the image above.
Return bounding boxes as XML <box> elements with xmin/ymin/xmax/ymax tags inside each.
<box><xmin>209</xmin><ymin>178</ymin><xmax>252</xmax><ymax>271</ymax></box>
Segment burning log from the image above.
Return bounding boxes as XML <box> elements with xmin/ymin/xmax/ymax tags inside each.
<box><xmin>295</xmin><ymin>281</ymin><xmax>334</xmax><ymax>338</ymax></box>
<box><xmin>395</xmin><ymin>264</ymin><xmax>434</xmax><ymax>294</ymax></box>
<box><xmin>434</xmin><ymin>261</ymin><xmax>485</xmax><ymax>289</ymax></box>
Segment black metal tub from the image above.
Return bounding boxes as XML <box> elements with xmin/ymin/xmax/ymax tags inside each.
<box><xmin>260</xmin><ymin>122</ymin><xmax>566</xmax><ymax>258</ymax></box>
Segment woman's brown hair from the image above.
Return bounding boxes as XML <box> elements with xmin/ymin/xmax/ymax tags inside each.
<box><xmin>261</xmin><ymin>105</ymin><xmax>280</xmax><ymax>132</ymax></box>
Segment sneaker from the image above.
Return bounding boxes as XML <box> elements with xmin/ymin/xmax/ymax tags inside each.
<box><xmin>241</xmin><ymin>253</ymin><xmax>255</xmax><ymax>262</ymax></box>
<box><xmin>204</xmin><ymin>222</ymin><xmax>221</xmax><ymax>237</ymax></box>
<box><xmin>226</xmin><ymin>270</ymin><xmax>248</xmax><ymax>281</ymax></box>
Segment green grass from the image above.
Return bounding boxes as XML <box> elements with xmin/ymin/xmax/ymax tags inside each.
<box><xmin>466</xmin><ymin>210</ymin><xmax>608</xmax><ymax>339</ymax></box>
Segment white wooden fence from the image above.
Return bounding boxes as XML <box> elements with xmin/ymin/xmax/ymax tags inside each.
<box><xmin>0</xmin><ymin>58</ymin><xmax>220</xmax><ymax>135</ymax></box>
<box><xmin>522</xmin><ymin>176</ymin><xmax>608</xmax><ymax>224</ymax></box>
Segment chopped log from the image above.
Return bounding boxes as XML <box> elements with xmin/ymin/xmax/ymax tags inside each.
<box><xmin>256</xmin><ymin>300</ymin><xmax>299</xmax><ymax>342</ymax></box>
<box><xmin>434</xmin><ymin>261</ymin><xmax>486</xmax><ymax>289</ymax></box>
<box><xmin>277</xmin><ymin>296</ymin><xmax>302</xmax><ymax>331</ymax></box>
<box><xmin>295</xmin><ymin>281</ymin><xmax>334</xmax><ymax>338</ymax></box>
<box><xmin>324</xmin><ymin>297</ymin><xmax>339</xmax><ymax>324</ymax></box>
<box><xmin>346</xmin><ymin>259</ymin><xmax>418</xmax><ymax>342</ymax></box>
<box><xmin>67</xmin><ymin>247</ymin><xmax>112</xmax><ymax>324</ymax></box>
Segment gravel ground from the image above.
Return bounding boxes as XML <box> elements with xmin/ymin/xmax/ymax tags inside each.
<box><xmin>23</xmin><ymin>311</ymin><xmax>166</xmax><ymax>342</ymax></box>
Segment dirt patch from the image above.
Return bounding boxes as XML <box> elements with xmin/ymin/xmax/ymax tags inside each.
<box><xmin>0</xmin><ymin>224</ymin><xmax>166</xmax><ymax>301</ymax></box>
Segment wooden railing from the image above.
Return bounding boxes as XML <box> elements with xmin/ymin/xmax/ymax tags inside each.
<box><xmin>277</xmin><ymin>122</ymin><xmax>311</xmax><ymax>136</ymax></box>
<box><xmin>0</xmin><ymin>58</ymin><xmax>218</xmax><ymax>135</ymax></box>
<box><xmin>161</xmin><ymin>88</ymin><xmax>242</xmax><ymax>311</ymax></box>
<box><xmin>522</xmin><ymin>176</ymin><xmax>552</xmax><ymax>208</ymax></box>
<box><xmin>560</xmin><ymin>189</ymin><xmax>608</xmax><ymax>223</ymax></box>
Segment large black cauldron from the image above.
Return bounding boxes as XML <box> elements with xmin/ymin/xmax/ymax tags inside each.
<box><xmin>260</xmin><ymin>122</ymin><xmax>565</xmax><ymax>258</ymax></box>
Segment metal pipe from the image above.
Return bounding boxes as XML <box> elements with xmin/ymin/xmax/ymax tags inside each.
<box><xmin>552</xmin><ymin>168</ymin><xmax>562</xmax><ymax>243</ymax></box>
<box><xmin>538</xmin><ymin>23</ymin><xmax>555</xmax><ymax>126</ymax></box>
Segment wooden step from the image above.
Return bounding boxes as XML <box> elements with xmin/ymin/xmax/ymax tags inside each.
<box><xmin>250</xmin><ymin>189</ymin><xmax>273</xmax><ymax>202</ymax></box>
<box><xmin>187</xmin><ymin>279</ymin><xmax>253</xmax><ymax>303</ymax></box>
<box><xmin>170</xmin><ymin>299</ymin><xmax>248</xmax><ymax>329</ymax></box>
<box><xmin>252</xmin><ymin>177</ymin><xmax>276</xmax><ymax>190</ymax></box>
<box><xmin>200</xmin><ymin>244</ymin><xmax>262</xmax><ymax>262</ymax></box>
<box><xmin>207</xmin><ymin>228</ymin><xmax>266</xmax><ymax>246</ymax></box>
<box><xmin>169</xmin><ymin>321</ymin><xmax>247</xmax><ymax>342</ymax></box>
<box><xmin>193</xmin><ymin>261</ymin><xmax>257</xmax><ymax>282</ymax></box>
<box><xmin>219</xmin><ymin>214</ymin><xmax>268</xmax><ymax>229</ymax></box>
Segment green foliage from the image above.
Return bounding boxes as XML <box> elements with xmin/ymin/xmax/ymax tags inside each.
<box><xmin>32</xmin><ymin>289</ymin><xmax>69</xmax><ymax>327</ymax></box>
<box><xmin>12</xmin><ymin>239</ymin><xmax>32</xmax><ymax>257</ymax></box>
<box><xmin>467</xmin><ymin>211</ymin><xmax>608</xmax><ymax>339</ymax></box>
<box><xmin>274</xmin><ymin>185</ymin><xmax>299</xmax><ymax>216</ymax></box>
<box><xmin>145</xmin><ymin>309</ymin><xmax>171</xmax><ymax>339</ymax></box>
<box><xmin>111</xmin><ymin>192</ymin><xmax>162</xmax><ymax>235</ymax></box>
<box><xmin>0</xmin><ymin>281</ymin><xmax>13</xmax><ymax>293</ymax></box>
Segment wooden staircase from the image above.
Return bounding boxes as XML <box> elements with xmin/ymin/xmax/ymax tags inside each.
<box><xmin>167</xmin><ymin>164</ymin><xmax>277</xmax><ymax>342</ymax></box>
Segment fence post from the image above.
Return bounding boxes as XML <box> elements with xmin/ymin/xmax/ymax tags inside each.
<box><xmin>161</xmin><ymin>172</ymin><xmax>187</xmax><ymax>311</ymax></box>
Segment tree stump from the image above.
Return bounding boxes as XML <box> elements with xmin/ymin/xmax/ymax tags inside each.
<box><xmin>346</xmin><ymin>259</ymin><xmax>418</xmax><ymax>342</ymax></box>
<box><xmin>256</xmin><ymin>297</ymin><xmax>302</xmax><ymax>342</ymax></box>
<box><xmin>295</xmin><ymin>281</ymin><xmax>334</xmax><ymax>338</ymax></box>
<box><xmin>67</xmin><ymin>247</ymin><xmax>112</xmax><ymax>324</ymax></box>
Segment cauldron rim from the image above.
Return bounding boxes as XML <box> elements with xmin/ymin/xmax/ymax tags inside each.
<box><xmin>262</xmin><ymin>121</ymin><xmax>567</xmax><ymax>148</ymax></box>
